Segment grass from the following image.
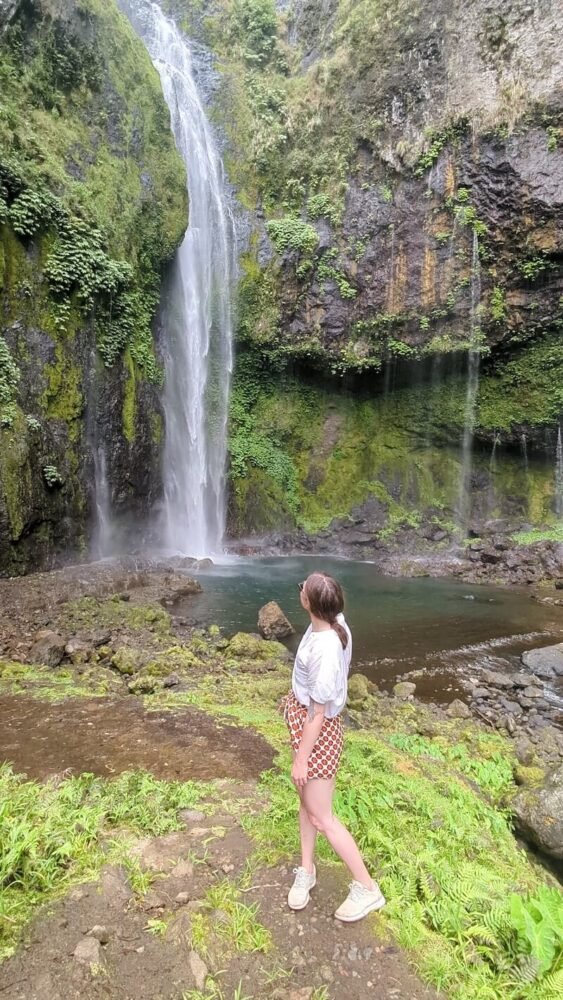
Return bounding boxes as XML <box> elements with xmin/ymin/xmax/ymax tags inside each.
<box><xmin>0</xmin><ymin>766</ymin><xmax>209</xmax><ymax>960</ymax></box>
<box><xmin>512</xmin><ymin>526</ymin><xmax>563</xmax><ymax>545</ymax></box>
<box><xmin>190</xmin><ymin>879</ymin><xmax>272</xmax><ymax>958</ymax></box>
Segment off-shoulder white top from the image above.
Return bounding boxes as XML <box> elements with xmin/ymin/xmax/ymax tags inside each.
<box><xmin>291</xmin><ymin>613</ymin><xmax>352</xmax><ymax>718</ymax></box>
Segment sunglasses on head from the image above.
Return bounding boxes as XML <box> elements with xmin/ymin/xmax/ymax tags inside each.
<box><xmin>298</xmin><ymin>581</ymin><xmax>305</xmax><ymax>592</ymax></box>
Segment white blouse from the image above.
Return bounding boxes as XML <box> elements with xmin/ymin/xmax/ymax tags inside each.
<box><xmin>291</xmin><ymin>613</ymin><xmax>352</xmax><ymax>718</ymax></box>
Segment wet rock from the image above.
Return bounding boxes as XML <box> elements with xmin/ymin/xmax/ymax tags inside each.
<box><xmin>258</xmin><ymin>601</ymin><xmax>295</xmax><ymax>640</ymax></box>
<box><xmin>195</xmin><ymin>558</ymin><xmax>214</xmax><ymax>571</ymax></box>
<box><xmin>481</xmin><ymin>669</ymin><xmax>515</xmax><ymax>688</ymax></box>
<box><xmin>73</xmin><ymin>936</ymin><xmax>103</xmax><ymax>965</ymax></box>
<box><xmin>88</xmin><ymin>924</ymin><xmax>110</xmax><ymax>944</ymax></box>
<box><xmin>393</xmin><ymin>681</ymin><xmax>416</xmax><ymax>699</ymax></box>
<box><xmin>512</xmin><ymin>764</ymin><xmax>563</xmax><ymax>859</ymax></box>
<box><xmin>470</xmin><ymin>687</ymin><xmax>491</xmax><ymax>700</ymax></box>
<box><xmin>521</xmin><ymin>644</ymin><xmax>563</xmax><ymax>678</ymax></box>
<box><xmin>446</xmin><ymin>699</ymin><xmax>472</xmax><ymax>719</ymax></box>
<box><xmin>189</xmin><ymin>950</ymin><xmax>208</xmax><ymax>990</ymax></box>
<box><xmin>111</xmin><ymin>646</ymin><xmax>144</xmax><ymax>675</ymax></box>
<box><xmin>348</xmin><ymin>673</ymin><xmax>376</xmax><ymax>708</ymax></box>
<box><xmin>511</xmin><ymin>672</ymin><xmax>542</xmax><ymax>689</ymax></box>
<box><xmin>65</xmin><ymin>638</ymin><xmax>91</xmax><ymax>664</ymax></box>
<box><xmin>28</xmin><ymin>629</ymin><xmax>66</xmax><ymax>667</ymax></box>
<box><xmin>523</xmin><ymin>686</ymin><xmax>543</xmax><ymax>699</ymax></box>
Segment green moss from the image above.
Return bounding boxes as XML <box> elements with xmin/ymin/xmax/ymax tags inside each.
<box><xmin>122</xmin><ymin>349</ymin><xmax>137</xmax><ymax>444</ymax></box>
<box><xmin>0</xmin><ymin>410</ymin><xmax>31</xmax><ymax>540</ymax></box>
<box><xmin>39</xmin><ymin>343</ymin><xmax>83</xmax><ymax>440</ymax></box>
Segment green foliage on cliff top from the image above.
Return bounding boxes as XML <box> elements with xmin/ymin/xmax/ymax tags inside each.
<box><xmin>0</xmin><ymin>0</ymin><xmax>187</xmax><ymax>378</ymax></box>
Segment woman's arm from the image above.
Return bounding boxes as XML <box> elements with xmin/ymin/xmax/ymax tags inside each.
<box><xmin>291</xmin><ymin>701</ymin><xmax>326</xmax><ymax>788</ymax></box>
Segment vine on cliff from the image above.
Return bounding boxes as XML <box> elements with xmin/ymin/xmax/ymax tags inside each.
<box><xmin>0</xmin><ymin>337</ymin><xmax>20</xmax><ymax>428</ymax></box>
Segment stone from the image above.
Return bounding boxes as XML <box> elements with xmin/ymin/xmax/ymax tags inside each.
<box><xmin>522</xmin><ymin>644</ymin><xmax>563</xmax><ymax>678</ymax></box>
<box><xmin>175</xmin><ymin>891</ymin><xmax>190</xmax><ymax>904</ymax></box>
<box><xmin>348</xmin><ymin>673</ymin><xmax>376</xmax><ymax>708</ymax></box>
<box><xmin>446</xmin><ymin>699</ymin><xmax>472</xmax><ymax>719</ymax></box>
<box><xmin>227</xmin><ymin>632</ymin><xmax>286</xmax><ymax>661</ymax></box>
<box><xmin>514</xmin><ymin>766</ymin><xmax>545</xmax><ymax>787</ymax></box>
<box><xmin>195</xmin><ymin>558</ymin><xmax>214</xmax><ymax>570</ymax></box>
<box><xmin>393</xmin><ymin>681</ymin><xmax>416</xmax><ymax>699</ymax></box>
<box><xmin>258</xmin><ymin>601</ymin><xmax>295</xmax><ymax>640</ymax></box>
<box><xmin>88</xmin><ymin>925</ymin><xmax>109</xmax><ymax>944</ymax></box>
<box><xmin>515</xmin><ymin>737</ymin><xmax>535</xmax><ymax>765</ymax></box>
<box><xmin>189</xmin><ymin>950</ymin><xmax>208</xmax><ymax>991</ymax></box>
<box><xmin>163</xmin><ymin>672</ymin><xmax>181</xmax><ymax>688</ymax></box>
<box><xmin>28</xmin><ymin>630</ymin><xmax>66</xmax><ymax>667</ymax></box>
<box><xmin>111</xmin><ymin>647</ymin><xmax>143</xmax><ymax>675</ymax></box>
<box><xmin>481</xmin><ymin>669</ymin><xmax>515</xmax><ymax>688</ymax></box>
<box><xmin>512</xmin><ymin>764</ymin><xmax>563</xmax><ymax>859</ymax></box>
<box><xmin>523</xmin><ymin>686</ymin><xmax>543</xmax><ymax>699</ymax></box>
<box><xmin>179</xmin><ymin>809</ymin><xmax>206</xmax><ymax>824</ymax></box>
<box><xmin>64</xmin><ymin>638</ymin><xmax>91</xmax><ymax>664</ymax></box>
<box><xmin>511</xmin><ymin>672</ymin><xmax>542</xmax><ymax>688</ymax></box>
<box><xmin>471</xmin><ymin>687</ymin><xmax>490</xmax><ymax>699</ymax></box>
<box><xmin>73</xmin><ymin>936</ymin><xmax>103</xmax><ymax>965</ymax></box>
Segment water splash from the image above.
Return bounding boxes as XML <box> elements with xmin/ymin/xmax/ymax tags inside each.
<box><xmin>521</xmin><ymin>432</ymin><xmax>528</xmax><ymax>472</ymax></box>
<box><xmin>556</xmin><ymin>423</ymin><xmax>563</xmax><ymax>518</ymax></box>
<box><xmin>119</xmin><ymin>1</ymin><xmax>235</xmax><ymax>556</ymax></box>
<box><xmin>457</xmin><ymin>231</ymin><xmax>482</xmax><ymax>532</ymax></box>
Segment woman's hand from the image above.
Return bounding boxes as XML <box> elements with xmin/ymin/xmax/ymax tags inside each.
<box><xmin>292</xmin><ymin>755</ymin><xmax>309</xmax><ymax>788</ymax></box>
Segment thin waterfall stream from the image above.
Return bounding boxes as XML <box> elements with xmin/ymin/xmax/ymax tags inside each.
<box><xmin>556</xmin><ymin>423</ymin><xmax>563</xmax><ymax>518</ymax></box>
<box><xmin>119</xmin><ymin>0</ymin><xmax>235</xmax><ymax>557</ymax></box>
<box><xmin>457</xmin><ymin>231</ymin><xmax>482</xmax><ymax>533</ymax></box>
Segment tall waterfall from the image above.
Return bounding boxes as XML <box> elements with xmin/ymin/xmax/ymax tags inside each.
<box><xmin>119</xmin><ymin>1</ymin><xmax>235</xmax><ymax>556</ymax></box>
<box><xmin>457</xmin><ymin>231</ymin><xmax>482</xmax><ymax>533</ymax></box>
<box><xmin>556</xmin><ymin>423</ymin><xmax>563</xmax><ymax>518</ymax></box>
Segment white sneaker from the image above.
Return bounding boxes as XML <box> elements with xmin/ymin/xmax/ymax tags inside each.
<box><xmin>288</xmin><ymin>865</ymin><xmax>317</xmax><ymax>910</ymax></box>
<box><xmin>334</xmin><ymin>880</ymin><xmax>386</xmax><ymax>922</ymax></box>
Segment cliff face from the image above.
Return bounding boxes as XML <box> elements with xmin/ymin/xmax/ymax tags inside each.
<box><xmin>168</xmin><ymin>0</ymin><xmax>563</xmax><ymax>544</ymax></box>
<box><xmin>0</xmin><ymin>0</ymin><xmax>187</xmax><ymax>575</ymax></box>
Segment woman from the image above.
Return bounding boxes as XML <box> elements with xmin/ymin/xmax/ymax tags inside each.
<box><xmin>282</xmin><ymin>571</ymin><xmax>386</xmax><ymax>922</ymax></box>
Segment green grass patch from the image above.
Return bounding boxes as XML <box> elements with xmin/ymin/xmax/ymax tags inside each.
<box><xmin>0</xmin><ymin>766</ymin><xmax>208</xmax><ymax>960</ymax></box>
<box><xmin>512</xmin><ymin>526</ymin><xmax>563</xmax><ymax>546</ymax></box>
<box><xmin>191</xmin><ymin>879</ymin><xmax>272</xmax><ymax>957</ymax></box>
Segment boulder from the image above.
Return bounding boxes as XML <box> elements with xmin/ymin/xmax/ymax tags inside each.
<box><xmin>521</xmin><ymin>643</ymin><xmax>563</xmax><ymax>678</ymax></box>
<box><xmin>512</xmin><ymin>764</ymin><xmax>563</xmax><ymax>859</ymax></box>
<box><xmin>127</xmin><ymin>675</ymin><xmax>161</xmax><ymax>695</ymax></box>
<box><xmin>347</xmin><ymin>673</ymin><xmax>376</xmax><ymax>708</ymax></box>
<box><xmin>481</xmin><ymin>669</ymin><xmax>515</xmax><ymax>688</ymax></box>
<box><xmin>515</xmin><ymin>736</ymin><xmax>535</xmax><ymax>766</ymax></box>
<box><xmin>65</xmin><ymin>638</ymin><xmax>91</xmax><ymax>665</ymax></box>
<box><xmin>73</xmin><ymin>936</ymin><xmax>103</xmax><ymax>965</ymax></box>
<box><xmin>258</xmin><ymin>601</ymin><xmax>295</xmax><ymax>641</ymax></box>
<box><xmin>446</xmin><ymin>699</ymin><xmax>472</xmax><ymax>719</ymax></box>
<box><xmin>28</xmin><ymin>629</ymin><xmax>66</xmax><ymax>667</ymax></box>
<box><xmin>227</xmin><ymin>632</ymin><xmax>286</xmax><ymax>661</ymax></box>
<box><xmin>111</xmin><ymin>646</ymin><xmax>143</xmax><ymax>675</ymax></box>
<box><xmin>393</xmin><ymin>681</ymin><xmax>416</xmax><ymax>699</ymax></box>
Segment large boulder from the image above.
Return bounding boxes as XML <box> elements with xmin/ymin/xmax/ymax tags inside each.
<box><xmin>111</xmin><ymin>646</ymin><xmax>144</xmax><ymax>675</ymax></box>
<box><xmin>258</xmin><ymin>601</ymin><xmax>295</xmax><ymax>640</ymax></box>
<box><xmin>393</xmin><ymin>681</ymin><xmax>416</xmax><ymax>699</ymax></box>
<box><xmin>28</xmin><ymin>629</ymin><xmax>66</xmax><ymax>667</ymax></box>
<box><xmin>227</xmin><ymin>632</ymin><xmax>286</xmax><ymax>661</ymax></box>
<box><xmin>521</xmin><ymin>644</ymin><xmax>563</xmax><ymax>678</ymax></box>
<box><xmin>512</xmin><ymin>765</ymin><xmax>563</xmax><ymax>859</ymax></box>
<box><xmin>446</xmin><ymin>699</ymin><xmax>472</xmax><ymax>719</ymax></box>
<box><xmin>347</xmin><ymin>673</ymin><xmax>376</xmax><ymax>709</ymax></box>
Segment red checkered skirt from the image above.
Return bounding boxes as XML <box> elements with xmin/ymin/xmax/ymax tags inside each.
<box><xmin>283</xmin><ymin>690</ymin><xmax>344</xmax><ymax>780</ymax></box>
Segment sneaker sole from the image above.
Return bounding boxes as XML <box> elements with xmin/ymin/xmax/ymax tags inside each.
<box><xmin>334</xmin><ymin>893</ymin><xmax>386</xmax><ymax>923</ymax></box>
<box><xmin>288</xmin><ymin>876</ymin><xmax>317</xmax><ymax>910</ymax></box>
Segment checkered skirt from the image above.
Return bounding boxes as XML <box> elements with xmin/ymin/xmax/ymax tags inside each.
<box><xmin>283</xmin><ymin>690</ymin><xmax>344</xmax><ymax>780</ymax></box>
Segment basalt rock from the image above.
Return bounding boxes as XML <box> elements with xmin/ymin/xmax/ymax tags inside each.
<box><xmin>28</xmin><ymin>629</ymin><xmax>66</xmax><ymax>667</ymax></box>
<box><xmin>512</xmin><ymin>764</ymin><xmax>563</xmax><ymax>860</ymax></box>
<box><xmin>522</xmin><ymin>644</ymin><xmax>563</xmax><ymax>678</ymax></box>
<box><xmin>258</xmin><ymin>601</ymin><xmax>295</xmax><ymax>641</ymax></box>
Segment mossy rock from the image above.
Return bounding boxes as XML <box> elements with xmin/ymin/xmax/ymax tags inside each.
<box><xmin>347</xmin><ymin>673</ymin><xmax>377</xmax><ymax>709</ymax></box>
<box><xmin>128</xmin><ymin>675</ymin><xmax>162</xmax><ymax>695</ymax></box>
<box><xmin>143</xmin><ymin>646</ymin><xmax>202</xmax><ymax>677</ymax></box>
<box><xmin>226</xmin><ymin>632</ymin><xmax>287</xmax><ymax>661</ymax></box>
<box><xmin>111</xmin><ymin>647</ymin><xmax>144</xmax><ymax>676</ymax></box>
<box><xmin>208</xmin><ymin>625</ymin><xmax>221</xmax><ymax>638</ymax></box>
<box><xmin>514</xmin><ymin>765</ymin><xmax>546</xmax><ymax>788</ymax></box>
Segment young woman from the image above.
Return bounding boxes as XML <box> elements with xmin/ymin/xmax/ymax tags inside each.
<box><xmin>282</xmin><ymin>571</ymin><xmax>386</xmax><ymax>922</ymax></box>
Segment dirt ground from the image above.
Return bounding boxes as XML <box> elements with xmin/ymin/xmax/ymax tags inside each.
<box><xmin>0</xmin><ymin>695</ymin><xmax>273</xmax><ymax>781</ymax></box>
<box><xmin>0</xmin><ymin>787</ymin><xmax>441</xmax><ymax>1000</ymax></box>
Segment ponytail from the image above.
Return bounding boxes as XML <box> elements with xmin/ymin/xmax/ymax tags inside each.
<box><xmin>331</xmin><ymin>619</ymin><xmax>349</xmax><ymax>650</ymax></box>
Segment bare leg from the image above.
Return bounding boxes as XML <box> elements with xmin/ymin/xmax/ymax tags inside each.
<box><xmin>302</xmin><ymin>777</ymin><xmax>373</xmax><ymax>887</ymax></box>
<box><xmin>293</xmin><ymin>754</ymin><xmax>317</xmax><ymax>872</ymax></box>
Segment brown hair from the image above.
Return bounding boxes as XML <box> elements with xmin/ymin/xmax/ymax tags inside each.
<box><xmin>304</xmin><ymin>572</ymin><xmax>348</xmax><ymax>649</ymax></box>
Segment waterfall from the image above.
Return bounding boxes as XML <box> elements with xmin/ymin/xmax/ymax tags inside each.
<box><xmin>487</xmin><ymin>431</ymin><xmax>500</xmax><ymax>518</ymax></box>
<box><xmin>457</xmin><ymin>231</ymin><xmax>481</xmax><ymax>533</ymax></box>
<box><xmin>91</xmin><ymin>447</ymin><xmax>112</xmax><ymax>559</ymax></box>
<box><xmin>556</xmin><ymin>424</ymin><xmax>563</xmax><ymax>518</ymax></box>
<box><xmin>521</xmin><ymin>433</ymin><xmax>528</xmax><ymax>472</ymax></box>
<box><xmin>119</xmin><ymin>0</ymin><xmax>235</xmax><ymax>556</ymax></box>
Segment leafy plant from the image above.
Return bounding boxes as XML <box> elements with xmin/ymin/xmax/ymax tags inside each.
<box><xmin>42</xmin><ymin>465</ymin><xmax>63</xmax><ymax>488</ymax></box>
<box><xmin>0</xmin><ymin>337</ymin><xmax>20</xmax><ymax>427</ymax></box>
<box><xmin>266</xmin><ymin>216</ymin><xmax>319</xmax><ymax>256</ymax></box>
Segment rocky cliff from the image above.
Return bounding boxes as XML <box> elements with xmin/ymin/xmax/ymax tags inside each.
<box><xmin>168</xmin><ymin>0</ymin><xmax>563</xmax><ymax>548</ymax></box>
<box><xmin>0</xmin><ymin>0</ymin><xmax>187</xmax><ymax>575</ymax></box>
